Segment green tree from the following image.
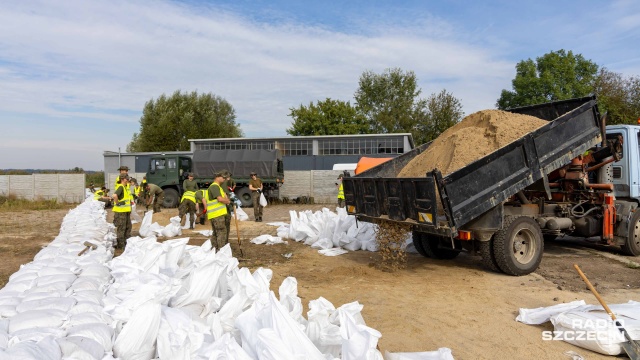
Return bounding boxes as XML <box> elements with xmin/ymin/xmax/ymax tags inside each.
<box><xmin>127</xmin><ymin>90</ymin><xmax>242</xmax><ymax>152</ymax></box>
<box><xmin>286</xmin><ymin>98</ymin><xmax>368</xmax><ymax>136</ymax></box>
<box><xmin>355</xmin><ymin>68</ymin><xmax>422</xmax><ymax>133</ymax></box>
<box><xmin>594</xmin><ymin>68</ymin><xmax>640</xmax><ymax>125</ymax></box>
<box><xmin>413</xmin><ymin>90</ymin><xmax>464</xmax><ymax>145</ymax></box>
<box><xmin>497</xmin><ymin>50</ymin><xmax>599</xmax><ymax>109</ymax></box>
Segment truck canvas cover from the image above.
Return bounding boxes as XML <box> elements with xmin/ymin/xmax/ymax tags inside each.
<box><xmin>192</xmin><ymin>149</ymin><xmax>281</xmax><ymax>178</ymax></box>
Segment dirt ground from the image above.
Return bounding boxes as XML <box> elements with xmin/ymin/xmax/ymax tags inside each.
<box><xmin>1</xmin><ymin>203</ymin><xmax>639</xmax><ymax>359</ymax></box>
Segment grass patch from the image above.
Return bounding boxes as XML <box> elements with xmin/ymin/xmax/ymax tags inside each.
<box><xmin>627</xmin><ymin>262</ymin><xmax>640</xmax><ymax>269</ymax></box>
<box><xmin>0</xmin><ymin>194</ymin><xmax>75</xmax><ymax>212</ymax></box>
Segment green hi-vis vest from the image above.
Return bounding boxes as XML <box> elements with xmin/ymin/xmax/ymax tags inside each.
<box><xmin>338</xmin><ymin>183</ymin><xmax>345</xmax><ymax>200</ymax></box>
<box><xmin>181</xmin><ymin>190</ymin><xmax>196</xmax><ymax>204</ymax></box>
<box><xmin>206</xmin><ymin>183</ymin><xmax>228</xmax><ymax>220</ymax></box>
<box><xmin>113</xmin><ymin>184</ymin><xmax>132</xmax><ymax>213</ymax></box>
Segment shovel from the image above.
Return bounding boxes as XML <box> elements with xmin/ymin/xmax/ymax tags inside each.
<box><xmin>573</xmin><ymin>264</ymin><xmax>640</xmax><ymax>360</ymax></box>
<box><xmin>233</xmin><ymin>205</ymin><xmax>245</xmax><ymax>258</ymax></box>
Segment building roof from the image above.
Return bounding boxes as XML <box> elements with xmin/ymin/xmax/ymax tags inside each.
<box><xmin>103</xmin><ymin>150</ymin><xmax>192</xmax><ymax>157</ymax></box>
<box><xmin>189</xmin><ymin>133</ymin><xmax>415</xmax><ymax>148</ymax></box>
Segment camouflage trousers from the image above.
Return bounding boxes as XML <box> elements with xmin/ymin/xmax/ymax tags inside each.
<box><xmin>178</xmin><ymin>199</ymin><xmax>196</xmax><ymax>228</ymax></box>
<box><xmin>210</xmin><ymin>216</ymin><xmax>228</xmax><ymax>249</ymax></box>
<box><xmin>153</xmin><ymin>192</ymin><xmax>165</xmax><ymax>212</ymax></box>
<box><xmin>113</xmin><ymin>212</ymin><xmax>132</xmax><ymax>249</ymax></box>
<box><xmin>338</xmin><ymin>198</ymin><xmax>345</xmax><ymax>208</ymax></box>
<box><xmin>251</xmin><ymin>191</ymin><xmax>263</xmax><ymax>220</ymax></box>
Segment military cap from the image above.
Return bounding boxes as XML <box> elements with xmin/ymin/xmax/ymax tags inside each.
<box><xmin>117</xmin><ymin>165</ymin><xmax>129</xmax><ymax>171</ymax></box>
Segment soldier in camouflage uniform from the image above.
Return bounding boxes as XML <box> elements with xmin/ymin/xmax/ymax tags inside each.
<box><xmin>207</xmin><ymin>173</ymin><xmax>231</xmax><ymax>249</ymax></box>
<box><xmin>112</xmin><ymin>175</ymin><xmax>132</xmax><ymax>249</ymax></box>
<box><xmin>178</xmin><ymin>189</ymin><xmax>197</xmax><ymax>229</ymax></box>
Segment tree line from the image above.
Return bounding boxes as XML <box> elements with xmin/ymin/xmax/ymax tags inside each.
<box><xmin>128</xmin><ymin>49</ymin><xmax>640</xmax><ymax>151</ymax></box>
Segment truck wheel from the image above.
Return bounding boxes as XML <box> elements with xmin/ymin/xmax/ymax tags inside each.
<box><xmin>492</xmin><ymin>216</ymin><xmax>543</xmax><ymax>276</ymax></box>
<box><xmin>163</xmin><ymin>188</ymin><xmax>179</xmax><ymax>208</ymax></box>
<box><xmin>622</xmin><ymin>211</ymin><xmax>640</xmax><ymax>256</ymax></box>
<box><xmin>235</xmin><ymin>187</ymin><xmax>252</xmax><ymax>207</ymax></box>
<box><xmin>479</xmin><ymin>240</ymin><xmax>501</xmax><ymax>273</ymax></box>
<box><xmin>412</xmin><ymin>232</ymin><xmax>430</xmax><ymax>258</ymax></box>
<box><xmin>421</xmin><ymin>236</ymin><xmax>459</xmax><ymax>260</ymax></box>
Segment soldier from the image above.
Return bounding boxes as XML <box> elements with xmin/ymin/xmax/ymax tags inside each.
<box><xmin>207</xmin><ymin>172</ymin><xmax>231</xmax><ymax>249</ymax></box>
<box><xmin>178</xmin><ymin>188</ymin><xmax>197</xmax><ymax>229</ymax></box>
<box><xmin>143</xmin><ymin>183</ymin><xmax>165</xmax><ymax>213</ymax></box>
<box><xmin>94</xmin><ymin>186</ymin><xmax>112</xmax><ymax>208</ymax></box>
<box><xmin>111</xmin><ymin>175</ymin><xmax>132</xmax><ymax>249</ymax></box>
<box><xmin>114</xmin><ymin>166</ymin><xmax>129</xmax><ymax>188</ymax></box>
<box><xmin>183</xmin><ymin>172</ymin><xmax>198</xmax><ymax>192</ymax></box>
<box><xmin>337</xmin><ymin>174</ymin><xmax>345</xmax><ymax>208</ymax></box>
<box><xmin>249</xmin><ymin>172</ymin><xmax>264</xmax><ymax>222</ymax></box>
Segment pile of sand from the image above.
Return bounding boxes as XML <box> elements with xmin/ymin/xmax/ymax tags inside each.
<box><xmin>397</xmin><ymin>110</ymin><xmax>549</xmax><ymax>177</ymax></box>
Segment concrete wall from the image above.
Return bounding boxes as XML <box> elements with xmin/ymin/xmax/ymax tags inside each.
<box><xmin>0</xmin><ymin>174</ymin><xmax>86</xmax><ymax>203</ymax></box>
<box><xmin>280</xmin><ymin>170</ymin><xmax>347</xmax><ymax>203</ymax></box>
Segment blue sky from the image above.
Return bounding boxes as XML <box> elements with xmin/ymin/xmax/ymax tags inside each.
<box><xmin>1</xmin><ymin>0</ymin><xmax>639</xmax><ymax>171</ymax></box>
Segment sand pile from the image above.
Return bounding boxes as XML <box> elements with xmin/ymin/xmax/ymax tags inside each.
<box><xmin>398</xmin><ymin>110</ymin><xmax>549</xmax><ymax>177</ymax></box>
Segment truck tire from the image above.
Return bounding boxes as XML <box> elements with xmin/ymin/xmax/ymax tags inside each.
<box><xmin>421</xmin><ymin>235</ymin><xmax>459</xmax><ymax>260</ymax></box>
<box><xmin>492</xmin><ymin>216</ymin><xmax>543</xmax><ymax>276</ymax></box>
<box><xmin>621</xmin><ymin>211</ymin><xmax>640</xmax><ymax>256</ymax></box>
<box><xmin>479</xmin><ymin>240</ymin><xmax>501</xmax><ymax>273</ymax></box>
<box><xmin>163</xmin><ymin>188</ymin><xmax>179</xmax><ymax>208</ymax></box>
<box><xmin>235</xmin><ymin>187</ymin><xmax>252</xmax><ymax>207</ymax></box>
<box><xmin>412</xmin><ymin>232</ymin><xmax>430</xmax><ymax>258</ymax></box>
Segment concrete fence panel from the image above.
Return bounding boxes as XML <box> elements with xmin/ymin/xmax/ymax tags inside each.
<box><xmin>0</xmin><ymin>174</ymin><xmax>86</xmax><ymax>203</ymax></box>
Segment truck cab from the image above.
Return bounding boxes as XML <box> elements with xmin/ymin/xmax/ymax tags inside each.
<box><xmin>147</xmin><ymin>155</ymin><xmax>192</xmax><ymax>207</ymax></box>
<box><xmin>607</xmin><ymin>125</ymin><xmax>640</xmax><ymax>200</ymax></box>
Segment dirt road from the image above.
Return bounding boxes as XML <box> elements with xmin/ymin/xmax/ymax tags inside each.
<box><xmin>1</xmin><ymin>203</ymin><xmax>639</xmax><ymax>359</ymax></box>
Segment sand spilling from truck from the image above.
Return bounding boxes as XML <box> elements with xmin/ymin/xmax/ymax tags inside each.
<box><xmin>397</xmin><ymin>110</ymin><xmax>549</xmax><ymax>177</ymax></box>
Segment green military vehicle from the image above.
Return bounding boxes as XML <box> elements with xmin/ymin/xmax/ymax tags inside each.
<box><xmin>146</xmin><ymin>149</ymin><xmax>284</xmax><ymax>208</ymax></box>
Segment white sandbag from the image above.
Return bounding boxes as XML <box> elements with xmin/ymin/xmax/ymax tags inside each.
<box><xmin>251</xmin><ymin>235</ymin><xmax>286</xmax><ymax>245</ymax></box>
<box><xmin>8</xmin><ymin>309</ymin><xmax>68</xmax><ymax>333</ymax></box>
<box><xmin>259</xmin><ymin>193</ymin><xmax>268</xmax><ymax>207</ymax></box>
<box><xmin>278</xmin><ymin>277</ymin><xmax>306</xmax><ymax>326</ymax></box>
<box><xmin>2</xmin><ymin>335</ymin><xmax>61</xmax><ymax>360</ymax></box>
<box><xmin>311</xmin><ymin>238</ymin><xmax>334</xmax><ymax>250</ymax></box>
<box><xmin>339</xmin><ymin>308</ymin><xmax>383</xmax><ymax>360</ymax></box>
<box><xmin>57</xmin><ymin>336</ymin><xmax>105</xmax><ymax>360</ymax></box>
<box><xmin>72</xmin><ymin>290</ymin><xmax>105</xmax><ymax>306</ymax></box>
<box><xmin>0</xmin><ymin>305</ymin><xmax>17</xmax><ymax>318</ymax></box>
<box><xmin>516</xmin><ymin>300</ymin><xmax>586</xmax><ymax>325</ymax></box>
<box><xmin>113</xmin><ymin>302</ymin><xmax>162</xmax><ymax>360</ymax></box>
<box><xmin>131</xmin><ymin>204</ymin><xmax>143</xmax><ymax>223</ymax></box>
<box><xmin>197</xmin><ymin>332</ymin><xmax>253</xmax><ymax>360</ymax></box>
<box><xmin>318</xmin><ymin>248</ymin><xmax>348</xmax><ymax>256</ymax></box>
<box><xmin>254</xmin><ymin>328</ymin><xmax>298</xmax><ymax>360</ymax></box>
<box><xmin>156</xmin><ymin>306</ymin><xmax>192</xmax><ymax>360</ymax></box>
<box><xmin>385</xmin><ymin>348</ymin><xmax>455</xmax><ymax>360</ymax></box>
<box><xmin>234</xmin><ymin>206</ymin><xmax>249</xmax><ymax>221</ymax></box>
<box><xmin>306</xmin><ymin>297</ymin><xmax>341</xmax><ymax>357</ymax></box>
<box><xmin>66</xmin><ymin>312</ymin><xmax>113</xmax><ymax>327</ymax></box>
<box><xmin>138</xmin><ymin>210</ymin><xmax>154</xmax><ymax>237</ymax></box>
<box><xmin>9</xmin><ymin>326</ymin><xmax>66</xmax><ymax>342</ymax></box>
<box><xmin>161</xmin><ymin>217</ymin><xmax>183</xmax><ymax>237</ymax></box>
<box><xmin>550</xmin><ymin>310</ymin><xmax>633</xmax><ymax>356</ymax></box>
<box><xmin>66</xmin><ymin>323</ymin><xmax>114</xmax><ymax>352</ymax></box>
<box><xmin>16</xmin><ymin>297</ymin><xmax>76</xmax><ymax>313</ymax></box>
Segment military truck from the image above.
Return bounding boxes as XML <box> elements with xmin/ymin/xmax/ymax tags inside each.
<box><xmin>343</xmin><ymin>96</ymin><xmax>640</xmax><ymax>276</ymax></box>
<box><xmin>146</xmin><ymin>149</ymin><xmax>284</xmax><ymax>207</ymax></box>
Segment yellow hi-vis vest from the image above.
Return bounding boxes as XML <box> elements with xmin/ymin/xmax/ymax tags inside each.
<box><xmin>113</xmin><ymin>184</ymin><xmax>132</xmax><ymax>213</ymax></box>
<box><xmin>206</xmin><ymin>183</ymin><xmax>227</xmax><ymax>220</ymax></box>
<box><xmin>181</xmin><ymin>190</ymin><xmax>196</xmax><ymax>204</ymax></box>
<box><xmin>94</xmin><ymin>190</ymin><xmax>104</xmax><ymax>200</ymax></box>
<box><xmin>337</xmin><ymin>183</ymin><xmax>345</xmax><ymax>200</ymax></box>
<box><xmin>134</xmin><ymin>185</ymin><xmax>141</xmax><ymax>197</ymax></box>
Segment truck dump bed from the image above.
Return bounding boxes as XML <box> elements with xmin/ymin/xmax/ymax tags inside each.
<box><xmin>343</xmin><ymin>96</ymin><xmax>602</xmax><ymax>235</ymax></box>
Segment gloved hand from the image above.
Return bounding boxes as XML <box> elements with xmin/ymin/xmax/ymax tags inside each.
<box><xmin>257</xmin><ymin>189</ymin><xmax>262</xmax><ymax>194</ymax></box>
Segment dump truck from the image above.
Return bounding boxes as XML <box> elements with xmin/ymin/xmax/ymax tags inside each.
<box><xmin>146</xmin><ymin>149</ymin><xmax>284</xmax><ymax>208</ymax></box>
<box><xmin>343</xmin><ymin>96</ymin><xmax>640</xmax><ymax>276</ymax></box>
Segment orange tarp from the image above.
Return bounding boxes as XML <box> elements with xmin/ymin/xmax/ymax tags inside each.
<box><xmin>355</xmin><ymin>157</ymin><xmax>393</xmax><ymax>175</ymax></box>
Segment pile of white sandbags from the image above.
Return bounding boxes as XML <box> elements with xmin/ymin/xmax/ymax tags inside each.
<box><xmin>0</xmin><ymin>199</ymin><xmax>453</xmax><ymax>359</ymax></box>
<box><xmin>0</xmin><ymin>199</ymin><xmax>116</xmax><ymax>359</ymax></box>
